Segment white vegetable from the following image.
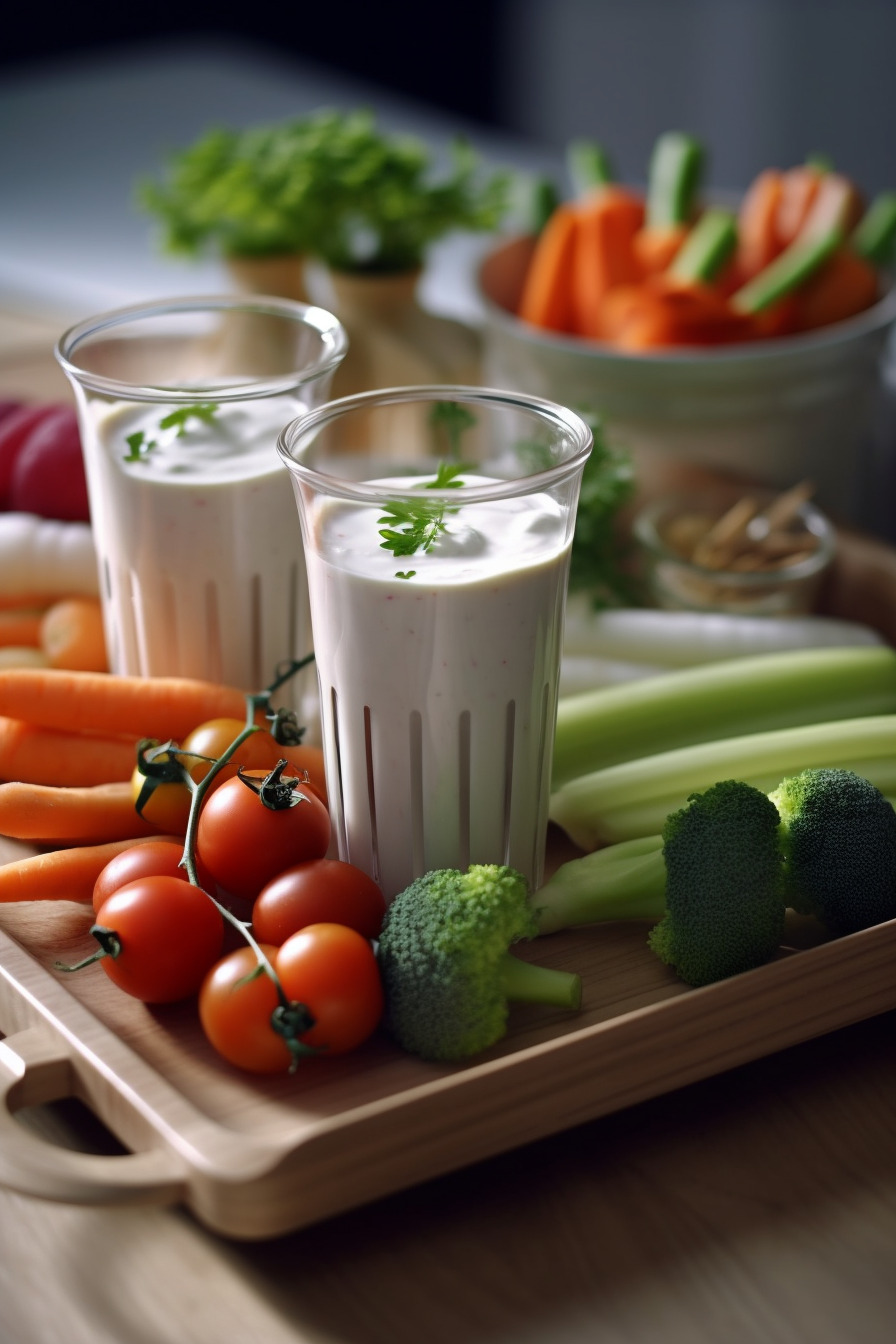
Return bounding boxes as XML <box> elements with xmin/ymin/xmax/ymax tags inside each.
<box><xmin>562</xmin><ymin>596</ymin><xmax>885</xmax><ymax>669</ymax></box>
<box><xmin>0</xmin><ymin>513</ymin><xmax>99</xmax><ymax>597</ymax></box>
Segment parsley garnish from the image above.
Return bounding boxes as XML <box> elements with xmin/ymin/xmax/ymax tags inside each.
<box><xmin>378</xmin><ymin>461</ymin><xmax>468</xmax><ymax>578</ymax></box>
<box><xmin>123</xmin><ymin>402</ymin><xmax>220</xmax><ymax>461</ymax></box>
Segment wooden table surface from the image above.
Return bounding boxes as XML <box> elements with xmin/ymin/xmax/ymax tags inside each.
<box><xmin>1</xmin><ymin>307</ymin><xmax>895</xmax><ymax>1344</ymax></box>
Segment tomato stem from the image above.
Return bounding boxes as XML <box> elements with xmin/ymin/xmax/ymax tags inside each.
<box><xmin>55</xmin><ymin>925</ymin><xmax>122</xmax><ymax>972</ymax></box>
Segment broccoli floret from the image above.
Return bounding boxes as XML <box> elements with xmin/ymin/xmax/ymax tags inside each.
<box><xmin>769</xmin><ymin>767</ymin><xmax>896</xmax><ymax>936</ymax></box>
<box><xmin>535</xmin><ymin>779</ymin><xmax>787</xmax><ymax>988</ymax></box>
<box><xmin>377</xmin><ymin>863</ymin><xmax>582</xmax><ymax>1062</ymax></box>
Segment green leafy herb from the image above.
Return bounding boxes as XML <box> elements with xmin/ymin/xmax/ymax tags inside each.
<box><xmin>122</xmin><ymin>403</ymin><xmax>220</xmax><ymax>461</ymax></box>
<box><xmin>138</xmin><ymin>109</ymin><xmax>510</xmax><ymax>273</ymax></box>
<box><xmin>429</xmin><ymin>400</ymin><xmax>476</xmax><ymax>459</ymax></box>
<box><xmin>379</xmin><ymin>461</ymin><xmax>468</xmax><ymax>577</ymax></box>
<box><xmin>568</xmin><ymin>415</ymin><xmax>639</xmax><ymax>608</ymax></box>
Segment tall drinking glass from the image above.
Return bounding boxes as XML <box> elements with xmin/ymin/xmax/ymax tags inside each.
<box><xmin>56</xmin><ymin>295</ymin><xmax>348</xmax><ymax>704</ymax></box>
<box><xmin>278</xmin><ymin>385</ymin><xmax>592</xmax><ymax>899</ymax></box>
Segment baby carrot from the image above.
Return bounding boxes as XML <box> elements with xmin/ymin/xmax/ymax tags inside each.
<box><xmin>0</xmin><ymin>716</ymin><xmax>137</xmax><ymax>786</ymax></box>
<box><xmin>0</xmin><ymin>667</ymin><xmax>248</xmax><ymax>740</ymax></box>
<box><xmin>39</xmin><ymin>597</ymin><xmax>109</xmax><ymax>672</ymax></box>
<box><xmin>0</xmin><ymin>780</ymin><xmax>161</xmax><ymax>844</ymax></box>
<box><xmin>571</xmin><ymin>186</ymin><xmax>645</xmax><ymax>339</ymax></box>
<box><xmin>790</xmin><ymin>246</ymin><xmax>880</xmax><ymax>331</ymax></box>
<box><xmin>518</xmin><ymin>202</ymin><xmax>581</xmax><ymax>332</ymax></box>
<box><xmin>736</xmin><ymin>168</ymin><xmax>785</xmax><ymax>279</ymax></box>
<box><xmin>0</xmin><ymin>834</ymin><xmax>184</xmax><ymax>904</ymax></box>
<box><xmin>0</xmin><ymin>609</ymin><xmax>44</xmax><ymax>648</ymax></box>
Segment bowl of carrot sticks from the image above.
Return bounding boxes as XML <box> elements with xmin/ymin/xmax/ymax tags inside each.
<box><xmin>478</xmin><ymin>133</ymin><xmax>896</xmax><ymax>520</ymax></box>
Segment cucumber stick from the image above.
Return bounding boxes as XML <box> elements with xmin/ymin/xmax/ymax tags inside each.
<box><xmin>551</xmin><ymin>644</ymin><xmax>896</xmax><ymax>791</ymax></box>
<box><xmin>550</xmin><ymin>714</ymin><xmax>896</xmax><ymax>851</ymax></box>
<box><xmin>851</xmin><ymin>191</ymin><xmax>896</xmax><ymax>266</ymax></box>
<box><xmin>566</xmin><ymin>139</ymin><xmax>614</xmax><ymax>197</ymax></box>
<box><xmin>668</xmin><ymin>207</ymin><xmax>738</xmax><ymax>283</ymax></box>
<box><xmin>646</xmin><ymin>131</ymin><xmax>704</xmax><ymax>228</ymax></box>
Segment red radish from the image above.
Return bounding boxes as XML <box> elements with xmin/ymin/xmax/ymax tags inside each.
<box><xmin>0</xmin><ymin>403</ymin><xmax>62</xmax><ymax>508</ymax></box>
<box><xmin>8</xmin><ymin>405</ymin><xmax>90</xmax><ymax>522</ymax></box>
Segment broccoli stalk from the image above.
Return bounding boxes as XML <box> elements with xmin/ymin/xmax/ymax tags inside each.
<box><xmin>377</xmin><ymin>864</ymin><xmax>582</xmax><ymax>1062</ymax></box>
<box><xmin>536</xmin><ymin>780</ymin><xmax>786</xmax><ymax>988</ymax></box>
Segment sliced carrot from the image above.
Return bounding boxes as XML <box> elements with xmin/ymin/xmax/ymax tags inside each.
<box><xmin>517</xmin><ymin>203</ymin><xmax>581</xmax><ymax>332</ymax></box>
<box><xmin>571</xmin><ymin>186</ymin><xmax>645</xmax><ymax>339</ymax></box>
<box><xmin>790</xmin><ymin>247</ymin><xmax>880</xmax><ymax>331</ymax></box>
<box><xmin>0</xmin><ymin>780</ymin><xmax>161</xmax><ymax>844</ymax></box>
<box><xmin>0</xmin><ymin>667</ymin><xmax>249</xmax><ymax>740</ymax></box>
<box><xmin>775</xmin><ymin>165</ymin><xmax>825</xmax><ymax>245</ymax></box>
<box><xmin>736</xmin><ymin>168</ymin><xmax>786</xmax><ymax>280</ymax></box>
<box><xmin>0</xmin><ymin>716</ymin><xmax>137</xmax><ymax>786</ymax></box>
<box><xmin>0</xmin><ymin>834</ymin><xmax>184</xmax><ymax>904</ymax></box>
<box><xmin>633</xmin><ymin>223</ymin><xmax>688</xmax><ymax>276</ymax></box>
<box><xmin>40</xmin><ymin>597</ymin><xmax>108</xmax><ymax>672</ymax></box>
<box><xmin>611</xmin><ymin>277</ymin><xmax>755</xmax><ymax>351</ymax></box>
<box><xmin>0</xmin><ymin>609</ymin><xmax>44</xmax><ymax>648</ymax></box>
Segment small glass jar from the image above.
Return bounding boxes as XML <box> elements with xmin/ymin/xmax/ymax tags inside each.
<box><xmin>633</xmin><ymin>491</ymin><xmax>836</xmax><ymax>616</ymax></box>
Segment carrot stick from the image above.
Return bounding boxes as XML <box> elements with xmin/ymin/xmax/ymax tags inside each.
<box><xmin>0</xmin><ymin>667</ymin><xmax>248</xmax><ymax>740</ymax></box>
<box><xmin>775</xmin><ymin>164</ymin><xmax>824</xmax><ymax>245</ymax></box>
<box><xmin>0</xmin><ymin>717</ymin><xmax>137</xmax><ymax>786</ymax></box>
<box><xmin>39</xmin><ymin>598</ymin><xmax>108</xmax><ymax>672</ymax></box>
<box><xmin>736</xmin><ymin>168</ymin><xmax>786</xmax><ymax>279</ymax></box>
<box><xmin>0</xmin><ymin>610</ymin><xmax>43</xmax><ymax>648</ymax></box>
<box><xmin>790</xmin><ymin>247</ymin><xmax>880</xmax><ymax>331</ymax></box>
<box><xmin>0</xmin><ymin>834</ymin><xmax>183</xmax><ymax>903</ymax></box>
<box><xmin>633</xmin><ymin>224</ymin><xmax>687</xmax><ymax>276</ymax></box>
<box><xmin>571</xmin><ymin>186</ymin><xmax>645</xmax><ymax>339</ymax></box>
<box><xmin>517</xmin><ymin>203</ymin><xmax>581</xmax><ymax>332</ymax></box>
<box><xmin>0</xmin><ymin>780</ymin><xmax>162</xmax><ymax>843</ymax></box>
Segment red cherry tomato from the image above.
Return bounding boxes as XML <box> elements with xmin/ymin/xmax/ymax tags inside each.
<box><xmin>275</xmin><ymin>923</ymin><xmax>383</xmax><ymax>1055</ymax></box>
<box><xmin>198</xmin><ymin>924</ymin><xmax>383</xmax><ymax>1072</ymax></box>
<box><xmin>90</xmin><ymin>875</ymin><xmax>224</xmax><ymax>1003</ymax></box>
<box><xmin>180</xmin><ymin>717</ymin><xmax>284</xmax><ymax>790</ymax></box>
<box><xmin>196</xmin><ymin>767</ymin><xmax>330</xmax><ymax>901</ymax></box>
<box><xmin>198</xmin><ymin>943</ymin><xmax>291</xmax><ymax>1074</ymax></box>
<box><xmin>0</xmin><ymin>402</ymin><xmax>61</xmax><ymax>507</ymax></box>
<box><xmin>252</xmin><ymin>858</ymin><xmax>385</xmax><ymax>945</ymax></box>
<box><xmin>92</xmin><ymin>839</ymin><xmax>215</xmax><ymax>913</ymax></box>
<box><xmin>9</xmin><ymin>404</ymin><xmax>90</xmax><ymax>521</ymax></box>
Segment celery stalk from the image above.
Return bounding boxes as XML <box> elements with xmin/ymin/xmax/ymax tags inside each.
<box><xmin>550</xmin><ymin>715</ymin><xmax>896</xmax><ymax>851</ymax></box>
<box><xmin>551</xmin><ymin>645</ymin><xmax>896</xmax><ymax>791</ymax></box>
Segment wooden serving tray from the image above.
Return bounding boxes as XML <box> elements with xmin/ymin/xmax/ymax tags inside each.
<box><xmin>1</xmin><ymin>857</ymin><xmax>895</xmax><ymax>1241</ymax></box>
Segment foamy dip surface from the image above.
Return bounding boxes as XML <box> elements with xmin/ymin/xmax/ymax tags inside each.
<box><xmin>83</xmin><ymin>396</ymin><xmax>311</xmax><ymax>695</ymax></box>
<box><xmin>306</xmin><ymin>475</ymin><xmax>572</xmax><ymax>899</ymax></box>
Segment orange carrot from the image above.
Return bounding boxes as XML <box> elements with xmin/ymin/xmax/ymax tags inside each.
<box><xmin>633</xmin><ymin>223</ymin><xmax>688</xmax><ymax>276</ymax></box>
<box><xmin>775</xmin><ymin>165</ymin><xmax>824</xmax><ymax>245</ymax></box>
<box><xmin>0</xmin><ymin>834</ymin><xmax>184</xmax><ymax>903</ymax></box>
<box><xmin>0</xmin><ymin>592</ymin><xmax>67</xmax><ymax>612</ymax></box>
<box><xmin>517</xmin><ymin>203</ymin><xmax>581</xmax><ymax>332</ymax></box>
<box><xmin>790</xmin><ymin>247</ymin><xmax>880</xmax><ymax>331</ymax></box>
<box><xmin>0</xmin><ymin>780</ymin><xmax>162</xmax><ymax>844</ymax></box>
<box><xmin>0</xmin><ymin>716</ymin><xmax>137</xmax><ymax>786</ymax></box>
<box><xmin>611</xmin><ymin>277</ymin><xmax>755</xmax><ymax>351</ymax></box>
<box><xmin>39</xmin><ymin>597</ymin><xmax>108</xmax><ymax>672</ymax></box>
<box><xmin>736</xmin><ymin>168</ymin><xmax>786</xmax><ymax>279</ymax></box>
<box><xmin>571</xmin><ymin>187</ymin><xmax>645</xmax><ymax>339</ymax></box>
<box><xmin>0</xmin><ymin>609</ymin><xmax>43</xmax><ymax>648</ymax></box>
<box><xmin>0</xmin><ymin>667</ymin><xmax>249</xmax><ymax>740</ymax></box>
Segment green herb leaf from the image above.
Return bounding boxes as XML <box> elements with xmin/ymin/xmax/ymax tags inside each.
<box><xmin>378</xmin><ymin>461</ymin><xmax>469</xmax><ymax>574</ymax></box>
<box><xmin>568</xmin><ymin>415</ymin><xmax>640</xmax><ymax>608</ymax></box>
<box><xmin>429</xmin><ymin>401</ymin><xmax>476</xmax><ymax>460</ymax></box>
<box><xmin>122</xmin><ymin>403</ymin><xmax>220</xmax><ymax>461</ymax></box>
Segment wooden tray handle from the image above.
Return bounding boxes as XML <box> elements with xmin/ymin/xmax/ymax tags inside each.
<box><xmin>0</xmin><ymin>1025</ymin><xmax>186</xmax><ymax>1208</ymax></box>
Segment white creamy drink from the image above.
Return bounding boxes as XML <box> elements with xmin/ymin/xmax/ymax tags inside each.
<box><xmin>83</xmin><ymin>396</ymin><xmax>310</xmax><ymax>697</ymax></box>
<box><xmin>305</xmin><ymin>477</ymin><xmax>572</xmax><ymax>900</ymax></box>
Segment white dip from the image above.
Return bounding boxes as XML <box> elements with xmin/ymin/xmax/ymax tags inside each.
<box><xmin>82</xmin><ymin>397</ymin><xmax>310</xmax><ymax>700</ymax></box>
<box><xmin>304</xmin><ymin>476</ymin><xmax>572</xmax><ymax>899</ymax></box>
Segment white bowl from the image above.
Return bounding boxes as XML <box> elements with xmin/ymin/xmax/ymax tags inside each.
<box><xmin>478</xmin><ymin>235</ymin><xmax>896</xmax><ymax>520</ymax></box>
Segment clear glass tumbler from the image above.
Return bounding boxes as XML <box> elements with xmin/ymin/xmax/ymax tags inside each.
<box><xmin>56</xmin><ymin>295</ymin><xmax>348</xmax><ymax>704</ymax></box>
<box><xmin>278</xmin><ymin>385</ymin><xmax>592</xmax><ymax>899</ymax></box>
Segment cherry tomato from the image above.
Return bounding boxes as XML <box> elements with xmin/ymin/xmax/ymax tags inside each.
<box><xmin>130</xmin><ymin>758</ymin><xmax>192</xmax><ymax>834</ymax></box>
<box><xmin>198</xmin><ymin>943</ymin><xmax>292</xmax><ymax>1074</ymax></box>
<box><xmin>196</xmin><ymin>767</ymin><xmax>330</xmax><ymax>901</ymax></box>
<box><xmin>198</xmin><ymin>924</ymin><xmax>383</xmax><ymax>1072</ymax></box>
<box><xmin>91</xmin><ymin>875</ymin><xmax>224</xmax><ymax>1003</ymax></box>
<box><xmin>9</xmin><ymin>403</ymin><xmax>90</xmax><ymax>521</ymax></box>
<box><xmin>180</xmin><ymin>717</ymin><xmax>283</xmax><ymax>790</ymax></box>
<box><xmin>275</xmin><ymin>923</ymin><xmax>383</xmax><ymax>1055</ymax></box>
<box><xmin>252</xmin><ymin>858</ymin><xmax>385</xmax><ymax>945</ymax></box>
<box><xmin>92</xmin><ymin>840</ymin><xmax>215</xmax><ymax>914</ymax></box>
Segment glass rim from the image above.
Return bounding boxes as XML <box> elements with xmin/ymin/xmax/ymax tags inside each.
<box><xmin>277</xmin><ymin>383</ymin><xmax>594</xmax><ymax>505</ymax></box>
<box><xmin>54</xmin><ymin>293</ymin><xmax>349</xmax><ymax>402</ymax></box>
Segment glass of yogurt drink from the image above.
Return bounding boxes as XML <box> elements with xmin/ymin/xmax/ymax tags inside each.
<box><xmin>277</xmin><ymin>385</ymin><xmax>592</xmax><ymax>900</ymax></box>
<box><xmin>56</xmin><ymin>296</ymin><xmax>347</xmax><ymax>707</ymax></box>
